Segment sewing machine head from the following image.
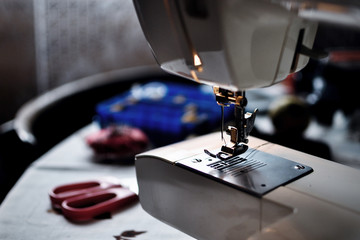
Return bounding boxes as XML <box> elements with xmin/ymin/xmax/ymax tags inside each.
<box><xmin>134</xmin><ymin>0</ymin><xmax>359</xmax><ymax>87</ymax></box>
<box><xmin>134</xmin><ymin>0</ymin><xmax>359</xmax><ymax>157</ymax></box>
<box><xmin>133</xmin><ymin>0</ymin><xmax>323</xmax><ymax>89</ymax></box>
<box><xmin>133</xmin><ymin>0</ymin><xmax>325</xmax><ymax>156</ymax></box>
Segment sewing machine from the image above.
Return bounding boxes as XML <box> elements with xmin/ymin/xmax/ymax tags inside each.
<box><xmin>133</xmin><ymin>0</ymin><xmax>360</xmax><ymax>239</ymax></box>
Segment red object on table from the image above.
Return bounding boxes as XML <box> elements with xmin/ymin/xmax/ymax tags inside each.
<box><xmin>86</xmin><ymin>125</ymin><xmax>149</xmax><ymax>160</ymax></box>
<box><xmin>49</xmin><ymin>177</ymin><xmax>138</xmax><ymax>221</ymax></box>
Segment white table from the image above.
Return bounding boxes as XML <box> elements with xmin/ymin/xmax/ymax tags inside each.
<box><xmin>0</xmin><ymin>124</ymin><xmax>193</xmax><ymax>240</ymax></box>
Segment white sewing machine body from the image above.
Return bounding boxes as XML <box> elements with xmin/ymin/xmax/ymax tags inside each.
<box><xmin>136</xmin><ymin>133</ymin><xmax>360</xmax><ymax>240</ymax></box>
<box><xmin>133</xmin><ymin>0</ymin><xmax>360</xmax><ymax>239</ymax></box>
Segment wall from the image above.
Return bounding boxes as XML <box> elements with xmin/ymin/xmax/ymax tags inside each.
<box><xmin>0</xmin><ymin>1</ymin><xmax>37</xmax><ymax>125</ymax></box>
<box><xmin>0</xmin><ymin>0</ymin><xmax>155</xmax><ymax>125</ymax></box>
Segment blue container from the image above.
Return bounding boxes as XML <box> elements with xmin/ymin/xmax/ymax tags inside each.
<box><xmin>95</xmin><ymin>81</ymin><xmax>233</xmax><ymax>146</ymax></box>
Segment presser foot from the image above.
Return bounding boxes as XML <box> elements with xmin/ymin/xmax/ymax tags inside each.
<box><xmin>204</xmin><ymin>144</ymin><xmax>249</xmax><ymax>160</ymax></box>
<box><xmin>221</xmin><ymin>144</ymin><xmax>248</xmax><ymax>156</ymax></box>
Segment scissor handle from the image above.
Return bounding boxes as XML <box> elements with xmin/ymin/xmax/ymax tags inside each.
<box><xmin>61</xmin><ymin>187</ymin><xmax>138</xmax><ymax>221</ymax></box>
<box><xmin>49</xmin><ymin>179</ymin><xmax>122</xmax><ymax>209</ymax></box>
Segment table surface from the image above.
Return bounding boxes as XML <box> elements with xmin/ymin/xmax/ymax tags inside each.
<box><xmin>2</xmin><ymin>122</ymin><xmax>360</xmax><ymax>240</ymax></box>
<box><xmin>0</xmin><ymin>124</ymin><xmax>193</xmax><ymax>240</ymax></box>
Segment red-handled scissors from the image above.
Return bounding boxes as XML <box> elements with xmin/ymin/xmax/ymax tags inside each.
<box><xmin>49</xmin><ymin>177</ymin><xmax>138</xmax><ymax>221</ymax></box>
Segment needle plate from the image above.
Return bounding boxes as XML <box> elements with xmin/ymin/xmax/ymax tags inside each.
<box><xmin>176</xmin><ymin>148</ymin><xmax>313</xmax><ymax>197</ymax></box>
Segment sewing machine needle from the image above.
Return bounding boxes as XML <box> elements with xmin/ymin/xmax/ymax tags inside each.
<box><xmin>221</xmin><ymin>105</ymin><xmax>226</xmax><ymax>145</ymax></box>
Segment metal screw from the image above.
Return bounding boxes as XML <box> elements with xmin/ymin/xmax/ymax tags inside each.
<box><xmin>294</xmin><ymin>165</ymin><xmax>305</xmax><ymax>170</ymax></box>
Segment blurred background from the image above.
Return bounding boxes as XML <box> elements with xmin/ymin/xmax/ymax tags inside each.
<box><xmin>0</xmin><ymin>0</ymin><xmax>359</xmax><ymax>203</ymax></box>
<box><xmin>0</xmin><ymin>0</ymin><xmax>156</xmax><ymax>202</ymax></box>
<box><xmin>0</xmin><ymin>0</ymin><xmax>155</xmax><ymax>124</ymax></box>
